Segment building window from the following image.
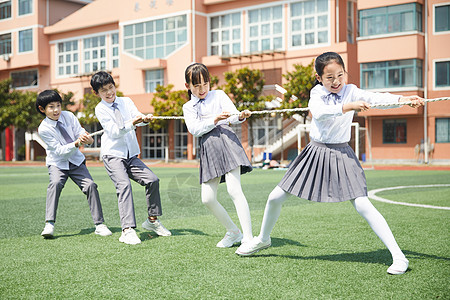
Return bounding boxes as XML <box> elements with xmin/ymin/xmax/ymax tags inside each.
<box><xmin>248</xmin><ymin>5</ymin><xmax>283</xmax><ymax>52</ymax></box>
<box><xmin>436</xmin><ymin>118</ymin><xmax>450</xmax><ymax>143</ymax></box>
<box><xmin>359</xmin><ymin>3</ymin><xmax>422</xmax><ymax>37</ymax></box>
<box><xmin>361</xmin><ymin>59</ymin><xmax>422</xmax><ymax>89</ymax></box>
<box><xmin>436</xmin><ymin>61</ymin><xmax>450</xmax><ymax>88</ymax></box>
<box><xmin>11</xmin><ymin>69</ymin><xmax>38</xmax><ymax>88</ymax></box>
<box><xmin>291</xmin><ymin>0</ymin><xmax>328</xmax><ymax>47</ymax></box>
<box><xmin>383</xmin><ymin>119</ymin><xmax>407</xmax><ymax>144</ymax></box>
<box><xmin>18</xmin><ymin>0</ymin><xmax>32</xmax><ymax>16</ymax></box>
<box><xmin>111</xmin><ymin>33</ymin><xmax>119</xmax><ymax>68</ymax></box>
<box><xmin>142</xmin><ymin>126</ymin><xmax>167</xmax><ymax>159</ymax></box>
<box><xmin>0</xmin><ymin>33</ymin><xmax>11</xmax><ymax>55</ymax></box>
<box><xmin>435</xmin><ymin>4</ymin><xmax>450</xmax><ymax>32</ymax></box>
<box><xmin>210</xmin><ymin>12</ymin><xmax>241</xmax><ymax>56</ymax></box>
<box><xmin>0</xmin><ymin>1</ymin><xmax>11</xmax><ymax>20</ymax></box>
<box><xmin>19</xmin><ymin>29</ymin><xmax>33</xmax><ymax>52</ymax></box>
<box><xmin>123</xmin><ymin>14</ymin><xmax>187</xmax><ymax>60</ymax></box>
<box><xmin>174</xmin><ymin>120</ymin><xmax>188</xmax><ymax>159</ymax></box>
<box><xmin>84</xmin><ymin>35</ymin><xmax>106</xmax><ymax>73</ymax></box>
<box><xmin>145</xmin><ymin>69</ymin><xmax>164</xmax><ymax>93</ymax></box>
<box><xmin>252</xmin><ymin>117</ymin><xmax>281</xmax><ymax>147</ymax></box>
<box><xmin>57</xmin><ymin>40</ymin><xmax>79</xmax><ymax>76</ymax></box>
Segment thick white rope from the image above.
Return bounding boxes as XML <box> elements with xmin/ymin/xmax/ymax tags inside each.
<box><xmin>88</xmin><ymin>97</ymin><xmax>448</xmax><ymax>137</ymax></box>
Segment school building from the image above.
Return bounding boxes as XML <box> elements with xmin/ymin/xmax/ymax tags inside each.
<box><xmin>1</xmin><ymin>0</ymin><xmax>449</xmax><ymax>164</ymax></box>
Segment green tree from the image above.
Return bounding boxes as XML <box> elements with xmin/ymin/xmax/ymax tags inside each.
<box><xmin>221</xmin><ymin>67</ymin><xmax>270</xmax><ymax>162</ymax></box>
<box><xmin>150</xmin><ymin>84</ymin><xmax>188</xmax><ymax>131</ymax></box>
<box><xmin>281</xmin><ymin>60</ymin><xmax>315</xmax><ymax>121</ymax></box>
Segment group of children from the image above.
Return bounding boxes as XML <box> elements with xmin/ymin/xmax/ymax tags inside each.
<box><xmin>37</xmin><ymin>52</ymin><xmax>424</xmax><ymax>275</ymax></box>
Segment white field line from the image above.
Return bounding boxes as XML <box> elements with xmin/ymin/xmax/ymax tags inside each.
<box><xmin>368</xmin><ymin>184</ymin><xmax>450</xmax><ymax>210</ymax></box>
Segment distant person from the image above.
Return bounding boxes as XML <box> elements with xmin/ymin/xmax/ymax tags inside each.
<box><xmin>92</xmin><ymin>71</ymin><xmax>171</xmax><ymax>245</ymax></box>
<box><xmin>236</xmin><ymin>52</ymin><xmax>424</xmax><ymax>275</ymax></box>
<box><xmin>37</xmin><ymin>90</ymin><xmax>112</xmax><ymax>239</ymax></box>
<box><xmin>183</xmin><ymin>63</ymin><xmax>253</xmax><ymax>248</ymax></box>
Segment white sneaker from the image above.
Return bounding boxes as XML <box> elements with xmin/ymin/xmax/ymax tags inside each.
<box><xmin>95</xmin><ymin>224</ymin><xmax>112</xmax><ymax>236</ymax></box>
<box><xmin>142</xmin><ymin>219</ymin><xmax>172</xmax><ymax>236</ymax></box>
<box><xmin>41</xmin><ymin>222</ymin><xmax>54</xmax><ymax>238</ymax></box>
<box><xmin>235</xmin><ymin>236</ymin><xmax>271</xmax><ymax>256</ymax></box>
<box><xmin>387</xmin><ymin>258</ymin><xmax>409</xmax><ymax>275</ymax></box>
<box><xmin>216</xmin><ymin>230</ymin><xmax>243</xmax><ymax>248</ymax></box>
<box><xmin>119</xmin><ymin>228</ymin><xmax>141</xmax><ymax>245</ymax></box>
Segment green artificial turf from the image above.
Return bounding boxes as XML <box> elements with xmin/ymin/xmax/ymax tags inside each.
<box><xmin>0</xmin><ymin>166</ymin><xmax>448</xmax><ymax>299</ymax></box>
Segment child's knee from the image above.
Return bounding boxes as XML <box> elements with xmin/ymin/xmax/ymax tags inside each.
<box><xmin>48</xmin><ymin>180</ymin><xmax>64</xmax><ymax>191</ymax></box>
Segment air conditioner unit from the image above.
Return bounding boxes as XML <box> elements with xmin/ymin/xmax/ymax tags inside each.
<box><xmin>2</xmin><ymin>54</ymin><xmax>11</xmax><ymax>62</ymax></box>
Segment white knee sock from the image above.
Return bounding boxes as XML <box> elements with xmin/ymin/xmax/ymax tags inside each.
<box><xmin>202</xmin><ymin>177</ymin><xmax>238</xmax><ymax>232</ymax></box>
<box><xmin>225</xmin><ymin>168</ymin><xmax>253</xmax><ymax>241</ymax></box>
<box><xmin>351</xmin><ymin>197</ymin><xmax>406</xmax><ymax>260</ymax></box>
<box><xmin>259</xmin><ymin>185</ymin><xmax>289</xmax><ymax>242</ymax></box>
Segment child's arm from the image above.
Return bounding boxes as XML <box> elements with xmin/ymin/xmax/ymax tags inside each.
<box><xmin>219</xmin><ymin>91</ymin><xmax>249</xmax><ymax>124</ymax></box>
<box><xmin>95</xmin><ymin>103</ymin><xmax>136</xmax><ymax>139</ymax></box>
<box><xmin>38</xmin><ymin>127</ymin><xmax>79</xmax><ymax>158</ymax></box>
<box><xmin>183</xmin><ymin>103</ymin><xmax>216</xmax><ymax>137</ymax></box>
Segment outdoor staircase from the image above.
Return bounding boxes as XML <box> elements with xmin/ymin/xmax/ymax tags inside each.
<box><xmin>254</xmin><ymin>115</ymin><xmax>307</xmax><ymax>162</ymax></box>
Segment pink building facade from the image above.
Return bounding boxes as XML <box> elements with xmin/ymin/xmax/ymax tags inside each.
<box><xmin>1</xmin><ymin>0</ymin><xmax>449</xmax><ymax>163</ymax></box>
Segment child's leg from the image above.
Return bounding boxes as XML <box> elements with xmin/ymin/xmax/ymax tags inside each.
<box><xmin>259</xmin><ymin>186</ymin><xmax>289</xmax><ymax>242</ymax></box>
<box><xmin>224</xmin><ymin>167</ymin><xmax>252</xmax><ymax>241</ymax></box>
<box><xmin>46</xmin><ymin>165</ymin><xmax>69</xmax><ymax>222</ymax></box>
<box><xmin>127</xmin><ymin>156</ymin><xmax>161</xmax><ymax>217</ymax></box>
<box><xmin>103</xmin><ymin>156</ymin><xmax>136</xmax><ymax>229</ymax></box>
<box><xmin>351</xmin><ymin>196</ymin><xmax>406</xmax><ymax>261</ymax></box>
<box><xmin>202</xmin><ymin>177</ymin><xmax>239</xmax><ymax>233</ymax></box>
<box><xmin>69</xmin><ymin>162</ymin><xmax>104</xmax><ymax>225</ymax></box>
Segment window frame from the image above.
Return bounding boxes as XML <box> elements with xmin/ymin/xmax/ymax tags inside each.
<box><xmin>435</xmin><ymin>118</ymin><xmax>450</xmax><ymax>143</ymax></box>
<box><xmin>10</xmin><ymin>69</ymin><xmax>38</xmax><ymax>89</ymax></box>
<box><xmin>122</xmin><ymin>14</ymin><xmax>188</xmax><ymax>60</ymax></box>
<box><xmin>18</xmin><ymin>28</ymin><xmax>33</xmax><ymax>53</ymax></box>
<box><xmin>18</xmin><ymin>0</ymin><xmax>33</xmax><ymax>17</ymax></box>
<box><xmin>0</xmin><ymin>0</ymin><xmax>11</xmax><ymax>20</ymax></box>
<box><xmin>208</xmin><ymin>11</ymin><xmax>242</xmax><ymax>57</ymax></box>
<box><xmin>289</xmin><ymin>0</ymin><xmax>330</xmax><ymax>49</ymax></box>
<box><xmin>141</xmin><ymin>126</ymin><xmax>167</xmax><ymax>159</ymax></box>
<box><xmin>144</xmin><ymin>69</ymin><xmax>164</xmax><ymax>93</ymax></box>
<box><xmin>434</xmin><ymin>59</ymin><xmax>450</xmax><ymax>90</ymax></box>
<box><xmin>247</xmin><ymin>4</ymin><xmax>284</xmax><ymax>53</ymax></box>
<box><xmin>433</xmin><ymin>3</ymin><xmax>450</xmax><ymax>34</ymax></box>
<box><xmin>56</xmin><ymin>39</ymin><xmax>79</xmax><ymax>77</ymax></box>
<box><xmin>0</xmin><ymin>32</ymin><xmax>12</xmax><ymax>55</ymax></box>
<box><xmin>358</xmin><ymin>3</ymin><xmax>423</xmax><ymax>38</ymax></box>
<box><xmin>382</xmin><ymin>119</ymin><xmax>407</xmax><ymax>144</ymax></box>
<box><xmin>361</xmin><ymin>59</ymin><xmax>423</xmax><ymax>90</ymax></box>
<box><xmin>83</xmin><ymin>35</ymin><xmax>107</xmax><ymax>74</ymax></box>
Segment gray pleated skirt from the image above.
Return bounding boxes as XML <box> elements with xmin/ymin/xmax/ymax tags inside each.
<box><xmin>199</xmin><ymin>124</ymin><xmax>252</xmax><ymax>184</ymax></box>
<box><xmin>278</xmin><ymin>140</ymin><xmax>367</xmax><ymax>202</ymax></box>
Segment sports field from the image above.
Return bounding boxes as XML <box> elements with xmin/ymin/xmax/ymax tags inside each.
<box><xmin>0</xmin><ymin>165</ymin><xmax>449</xmax><ymax>299</ymax></box>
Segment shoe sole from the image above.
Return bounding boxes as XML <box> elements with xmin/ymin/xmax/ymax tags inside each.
<box><xmin>235</xmin><ymin>243</ymin><xmax>271</xmax><ymax>256</ymax></box>
<box><xmin>95</xmin><ymin>231</ymin><xmax>112</xmax><ymax>236</ymax></box>
<box><xmin>216</xmin><ymin>239</ymin><xmax>242</xmax><ymax>248</ymax></box>
<box><xmin>142</xmin><ymin>222</ymin><xmax>172</xmax><ymax>236</ymax></box>
<box><xmin>41</xmin><ymin>233</ymin><xmax>54</xmax><ymax>239</ymax></box>
<box><xmin>119</xmin><ymin>238</ymin><xmax>141</xmax><ymax>245</ymax></box>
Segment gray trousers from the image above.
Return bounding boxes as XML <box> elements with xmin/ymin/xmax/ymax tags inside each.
<box><xmin>46</xmin><ymin>161</ymin><xmax>104</xmax><ymax>224</ymax></box>
<box><xmin>103</xmin><ymin>155</ymin><xmax>162</xmax><ymax>229</ymax></box>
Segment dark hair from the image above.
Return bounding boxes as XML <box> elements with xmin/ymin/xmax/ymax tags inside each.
<box><xmin>184</xmin><ymin>63</ymin><xmax>210</xmax><ymax>98</ymax></box>
<box><xmin>90</xmin><ymin>71</ymin><xmax>116</xmax><ymax>93</ymax></box>
<box><xmin>314</xmin><ymin>52</ymin><xmax>346</xmax><ymax>86</ymax></box>
<box><xmin>36</xmin><ymin>90</ymin><xmax>62</xmax><ymax>116</ymax></box>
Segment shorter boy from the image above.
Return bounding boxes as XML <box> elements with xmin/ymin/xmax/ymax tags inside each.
<box><xmin>92</xmin><ymin>71</ymin><xmax>171</xmax><ymax>245</ymax></box>
<box><xmin>37</xmin><ymin>90</ymin><xmax>112</xmax><ymax>238</ymax></box>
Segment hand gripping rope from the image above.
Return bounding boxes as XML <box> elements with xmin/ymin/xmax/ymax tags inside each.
<box><xmin>87</xmin><ymin>97</ymin><xmax>449</xmax><ymax>137</ymax></box>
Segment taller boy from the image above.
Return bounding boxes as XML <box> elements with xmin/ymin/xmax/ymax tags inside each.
<box><xmin>92</xmin><ymin>71</ymin><xmax>171</xmax><ymax>245</ymax></box>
